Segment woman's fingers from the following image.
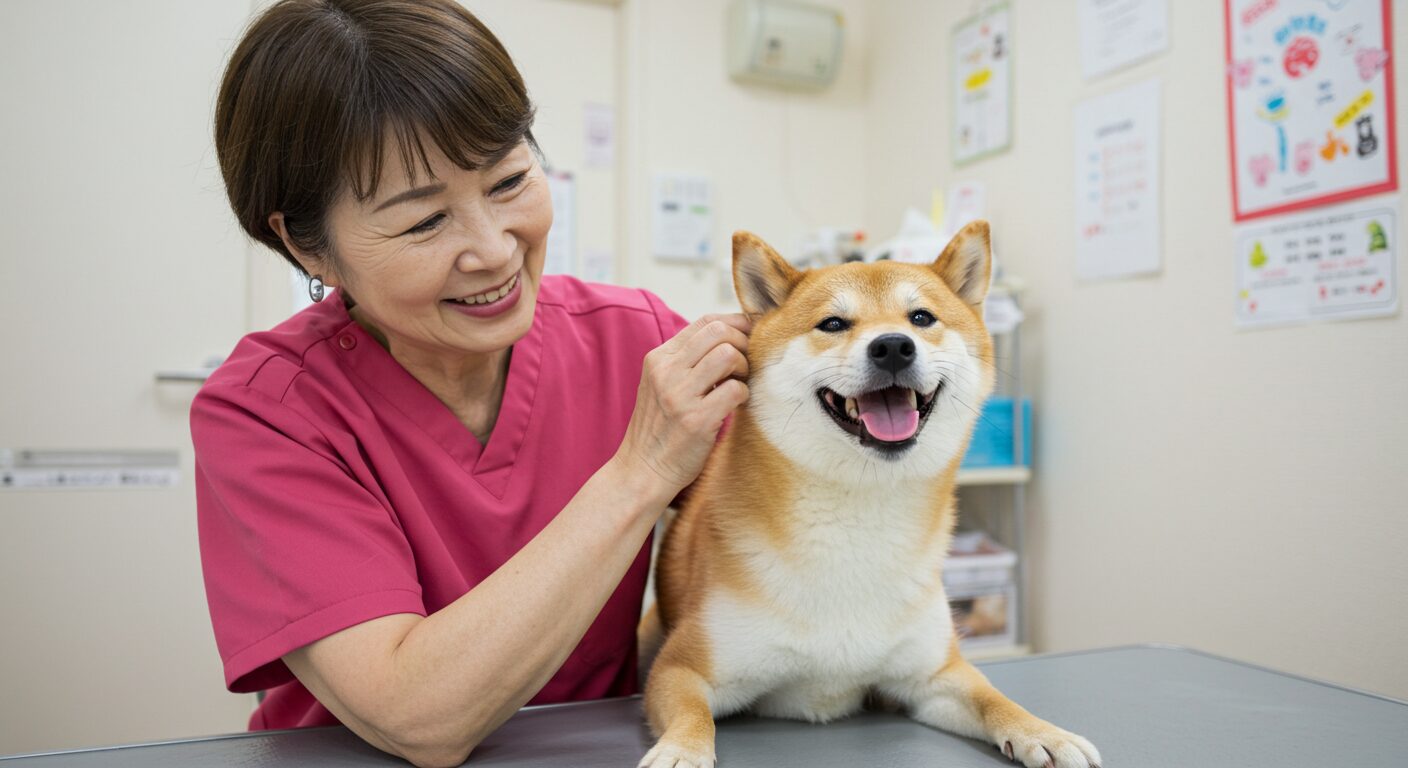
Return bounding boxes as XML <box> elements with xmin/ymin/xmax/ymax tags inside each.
<box><xmin>701</xmin><ymin>377</ymin><xmax>750</xmax><ymax>416</ymax></box>
<box><xmin>670</xmin><ymin>314</ymin><xmax>752</xmax><ymax>368</ymax></box>
<box><xmin>615</xmin><ymin>312</ymin><xmax>754</xmax><ymax>498</ymax></box>
<box><xmin>686</xmin><ymin>341</ymin><xmax>749</xmax><ymax>396</ymax></box>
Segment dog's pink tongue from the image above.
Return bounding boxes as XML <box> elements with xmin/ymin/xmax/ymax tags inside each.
<box><xmin>856</xmin><ymin>387</ymin><xmax>919</xmax><ymax>442</ymax></box>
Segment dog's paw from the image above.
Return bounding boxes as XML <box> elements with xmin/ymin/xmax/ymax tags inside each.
<box><xmin>637</xmin><ymin>739</ymin><xmax>716</xmax><ymax>768</ymax></box>
<box><xmin>991</xmin><ymin>723</ymin><xmax>1101</xmax><ymax>768</ymax></box>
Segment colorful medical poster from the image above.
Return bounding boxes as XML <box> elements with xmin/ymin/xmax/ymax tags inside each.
<box><xmin>1074</xmin><ymin>79</ymin><xmax>1162</xmax><ymax>281</ymax></box>
<box><xmin>1234</xmin><ymin>194</ymin><xmax>1398</xmax><ymax>327</ymax></box>
<box><xmin>1225</xmin><ymin>0</ymin><xmax>1397</xmax><ymax>221</ymax></box>
<box><xmin>952</xmin><ymin>4</ymin><xmax>1011</xmax><ymax>165</ymax></box>
<box><xmin>1078</xmin><ymin>0</ymin><xmax>1170</xmax><ymax>80</ymax></box>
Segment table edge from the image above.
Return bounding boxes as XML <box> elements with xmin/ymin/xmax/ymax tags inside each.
<box><xmin>4</xmin><ymin>643</ymin><xmax>1403</xmax><ymax>762</ymax></box>
<box><xmin>977</xmin><ymin>642</ymin><xmax>1408</xmax><ymax>707</ymax></box>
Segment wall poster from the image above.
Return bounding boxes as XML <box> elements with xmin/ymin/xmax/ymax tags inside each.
<box><xmin>1224</xmin><ymin>0</ymin><xmax>1396</xmax><ymax>221</ymax></box>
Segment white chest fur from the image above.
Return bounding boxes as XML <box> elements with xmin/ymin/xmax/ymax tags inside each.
<box><xmin>702</xmin><ymin>481</ymin><xmax>957</xmax><ymax>721</ymax></box>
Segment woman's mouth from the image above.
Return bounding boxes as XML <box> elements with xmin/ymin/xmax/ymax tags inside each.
<box><xmin>443</xmin><ymin>272</ymin><xmax>523</xmax><ymax>318</ymax></box>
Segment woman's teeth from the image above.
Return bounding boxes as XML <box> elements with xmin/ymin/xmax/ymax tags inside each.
<box><xmin>451</xmin><ymin>273</ymin><xmax>518</xmax><ymax>304</ymax></box>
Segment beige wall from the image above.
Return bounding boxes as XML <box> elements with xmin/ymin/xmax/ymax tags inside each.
<box><xmin>617</xmin><ymin>0</ymin><xmax>875</xmax><ymax>319</ymax></box>
<box><xmin>865</xmin><ymin>0</ymin><xmax>1408</xmax><ymax>699</ymax></box>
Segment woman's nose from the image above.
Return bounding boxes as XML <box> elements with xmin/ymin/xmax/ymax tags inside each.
<box><xmin>453</xmin><ymin>217</ymin><xmax>517</xmax><ymax>273</ymax></box>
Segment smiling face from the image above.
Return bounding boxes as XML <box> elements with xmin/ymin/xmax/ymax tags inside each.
<box><xmin>276</xmin><ymin>137</ymin><xmax>552</xmax><ymax>372</ymax></box>
<box><xmin>733</xmin><ymin>225</ymin><xmax>996</xmax><ymax>483</ymax></box>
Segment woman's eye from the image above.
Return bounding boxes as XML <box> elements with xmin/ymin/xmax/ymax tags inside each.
<box><xmin>492</xmin><ymin>172</ymin><xmax>527</xmax><ymax>195</ymax></box>
<box><xmin>909</xmin><ymin>309</ymin><xmax>936</xmax><ymax>327</ymax></box>
<box><xmin>816</xmin><ymin>316</ymin><xmax>851</xmax><ymax>333</ymax></box>
<box><xmin>405</xmin><ymin>213</ymin><xmax>445</xmax><ymax>236</ymax></box>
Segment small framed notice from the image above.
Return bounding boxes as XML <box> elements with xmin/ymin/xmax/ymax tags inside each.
<box><xmin>952</xmin><ymin>3</ymin><xmax>1012</xmax><ymax>165</ymax></box>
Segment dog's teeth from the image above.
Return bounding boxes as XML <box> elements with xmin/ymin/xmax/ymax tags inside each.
<box><xmin>906</xmin><ymin>389</ymin><xmax>918</xmax><ymax>409</ymax></box>
<box><xmin>845</xmin><ymin>398</ymin><xmax>858</xmax><ymax>420</ymax></box>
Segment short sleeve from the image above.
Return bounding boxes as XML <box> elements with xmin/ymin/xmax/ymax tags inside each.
<box><xmin>640</xmin><ymin>288</ymin><xmax>691</xmax><ymax>345</ymax></box>
<box><xmin>190</xmin><ymin>380</ymin><xmax>426</xmax><ymax>693</ymax></box>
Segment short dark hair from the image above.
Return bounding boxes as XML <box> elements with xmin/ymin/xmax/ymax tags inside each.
<box><xmin>214</xmin><ymin>0</ymin><xmax>537</xmax><ymax>273</ymax></box>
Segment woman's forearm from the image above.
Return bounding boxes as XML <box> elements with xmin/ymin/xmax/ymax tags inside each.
<box><xmin>287</xmin><ymin>455</ymin><xmax>672</xmax><ymax>767</ymax></box>
<box><xmin>287</xmin><ymin>314</ymin><xmax>750</xmax><ymax>767</ymax></box>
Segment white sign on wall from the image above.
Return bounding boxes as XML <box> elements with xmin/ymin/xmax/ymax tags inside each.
<box><xmin>1234</xmin><ymin>194</ymin><xmax>1398</xmax><ymax>328</ymax></box>
<box><xmin>545</xmin><ymin>170</ymin><xmax>577</xmax><ymax>275</ymax></box>
<box><xmin>652</xmin><ymin>173</ymin><xmax>713</xmax><ymax>262</ymax></box>
<box><xmin>583</xmin><ymin>102</ymin><xmax>616</xmax><ymax>169</ymax></box>
<box><xmin>0</xmin><ymin>449</ymin><xmax>181</xmax><ymax>491</ymax></box>
<box><xmin>1078</xmin><ymin>0</ymin><xmax>1170</xmax><ymax>80</ymax></box>
<box><xmin>1073</xmin><ymin>79</ymin><xmax>1162</xmax><ymax>281</ymax></box>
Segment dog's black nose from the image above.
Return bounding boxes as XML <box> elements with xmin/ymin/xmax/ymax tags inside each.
<box><xmin>868</xmin><ymin>333</ymin><xmax>916</xmax><ymax>373</ymax></box>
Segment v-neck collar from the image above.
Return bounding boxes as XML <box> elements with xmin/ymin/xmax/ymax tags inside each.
<box><xmin>330</xmin><ymin>290</ymin><xmax>547</xmax><ymax>499</ymax></box>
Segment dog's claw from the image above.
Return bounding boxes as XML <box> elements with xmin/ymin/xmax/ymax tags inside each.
<box><xmin>991</xmin><ymin>727</ymin><xmax>1101</xmax><ymax>768</ymax></box>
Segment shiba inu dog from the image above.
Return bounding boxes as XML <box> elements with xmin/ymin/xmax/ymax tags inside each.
<box><xmin>639</xmin><ymin>223</ymin><xmax>1101</xmax><ymax>768</ymax></box>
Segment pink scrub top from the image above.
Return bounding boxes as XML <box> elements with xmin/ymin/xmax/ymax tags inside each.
<box><xmin>190</xmin><ymin>275</ymin><xmax>688</xmax><ymax>731</ymax></box>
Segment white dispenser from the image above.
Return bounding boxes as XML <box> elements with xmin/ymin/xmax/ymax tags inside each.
<box><xmin>726</xmin><ymin>0</ymin><xmax>844</xmax><ymax>91</ymax></box>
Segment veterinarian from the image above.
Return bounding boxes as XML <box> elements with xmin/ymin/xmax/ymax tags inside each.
<box><xmin>190</xmin><ymin>1</ymin><xmax>749</xmax><ymax>765</ymax></box>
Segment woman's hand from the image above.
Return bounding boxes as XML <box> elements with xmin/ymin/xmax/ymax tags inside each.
<box><xmin>616</xmin><ymin>313</ymin><xmax>752</xmax><ymax>504</ymax></box>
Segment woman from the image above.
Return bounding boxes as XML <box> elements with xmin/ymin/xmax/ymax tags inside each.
<box><xmin>191</xmin><ymin>1</ymin><xmax>749</xmax><ymax>765</ymax></box>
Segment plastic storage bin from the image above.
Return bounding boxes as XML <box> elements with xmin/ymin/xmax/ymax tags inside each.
<box><xmin>960</xmin><ymin>397</ymin><xmax>1031</xmax><ymax>468</ymax></box>
<box><xmin>944</xmin><ymin>531</ymin><xmax>1018</xmax><ymax>650</ymax></box>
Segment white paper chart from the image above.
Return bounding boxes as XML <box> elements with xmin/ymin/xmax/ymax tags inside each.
<box><xmin>1078</xmin><ymin>0</ymin><xmax>1170</xmax><ymax>80</ymax></box>
<box><xmin>652</xmin><ymin>173</ymin><xmax>713</xmax><ymax>262</ymax></box>
<box><xmin>544</xmin><ymin>170</ymin><xmax>577</xmax><ymax>275</ymax></box>
<box><xmin>1074</xmin><ymin>79</ymin><xmax>1162</xmax><ymax>281</ymax></box>
<box><xmin>583</xmin><ymin>102</ymin><xmax>615</xmax><ymax>169</ymax></box>
<box><xmin>1225</xmin><ymin>0</ymin><xmax>1397</xmax><ymax>221</ymax></box>
<box><xmin>952</xmin><ymin>4</ymin><xmax>1012</xmax><ymax>165</ymax></box>
<box><xmin>1234</xmin><ymin>194</ymin><xmax>1398</xmax><ymax>328</ymax></box>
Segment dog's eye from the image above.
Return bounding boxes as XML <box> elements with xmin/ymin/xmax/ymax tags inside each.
<box><xmin>909</xmin><ymin>310</ymin><xmax>937</xmax><ymax>327</ymax></box>
<box><xmin>816</xmin><ymin>316</ymin><xmax>851</xmax><ymax>333</ymax></box>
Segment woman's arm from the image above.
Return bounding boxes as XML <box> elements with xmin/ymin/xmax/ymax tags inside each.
<box><xmin>283</xmin><ymin>314</ymin><xmax>752</xmax><ymax>768</ymax></box>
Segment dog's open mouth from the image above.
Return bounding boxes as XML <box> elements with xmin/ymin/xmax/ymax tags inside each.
<box><xmin>817</xmin><ymin>384</ymin><xmax>940</xmax><ymax>452</ymax></box>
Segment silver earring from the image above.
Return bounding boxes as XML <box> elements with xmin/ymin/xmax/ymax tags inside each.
<box><xmin>308</xmin><ymin>275</ymin><xmax>326</xmax><ymax>303</ymax></box>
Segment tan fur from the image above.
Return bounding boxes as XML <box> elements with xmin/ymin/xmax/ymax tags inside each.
<box><xmin>640</xmin><ymin>224</ymin><xmax>1100</xmax><ymax>768</ymax></box>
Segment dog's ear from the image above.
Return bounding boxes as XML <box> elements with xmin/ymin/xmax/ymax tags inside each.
<box><xmin>733</xmin><ymin>231</ymin><xmax>801</xmax><ymax>318</ymax></box>
<box><xmin>932</xmin><ymin>220</ymin><xmax>992</xmax><ymax>308</ymax></box>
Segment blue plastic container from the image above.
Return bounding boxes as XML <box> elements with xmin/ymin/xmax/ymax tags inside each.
<box><xmin>960</xmin><ymin>397</ymin><xmax>1031</xmax><ymax>468</ymax></box>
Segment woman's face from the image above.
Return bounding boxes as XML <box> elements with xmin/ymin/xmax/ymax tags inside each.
<box><xmin>313</xmin><ymin>138</ymin><xmax>551</xmax><ymax>363</ymax></box>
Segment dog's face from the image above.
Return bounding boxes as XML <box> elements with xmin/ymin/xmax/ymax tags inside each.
<box><xmin>733</xmin><ymin>223</ymin><xmax>996</xmax><ymax>484</ymax></box>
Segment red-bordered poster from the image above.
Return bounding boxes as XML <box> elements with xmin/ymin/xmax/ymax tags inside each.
<box><xmin>1224</xmin><ymin>0</ymin><xmax>1397</xmax><ymax>222</ymax></box>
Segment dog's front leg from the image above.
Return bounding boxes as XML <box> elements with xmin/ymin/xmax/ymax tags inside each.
<box><xmin>639</xmin><ymin>629</ymin><xmax>717</xmax><ymax>768</ymax></box>
<box><xmin>889</xmin><ymin>637</ymin><xmax>1102</xmax><ymax>768</ymax></box>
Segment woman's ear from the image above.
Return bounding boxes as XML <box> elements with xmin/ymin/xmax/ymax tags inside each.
<box><xmin>268</xmin><ymin>212</ymin><xmax>334</xmax><ymax>283</ymax></box>
<box><xmin>932</xmin><ymin>220</ymin><xmax>992</xmax><ymax>308</ymax></box>
<box><xmin>733</xmin><ymin>231</ymin><xmax>800</xmax><ymax>318</ymax></box>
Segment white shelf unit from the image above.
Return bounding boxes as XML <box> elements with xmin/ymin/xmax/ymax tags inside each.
<box><xmin>953</xmin><ymin>279</ymin><xmax>1031</xmax><ymax>660</ymax></box>
<box><xmin>956</xmin><ymin>466</ymin><xmax>1031</xmax><ymax>486</ymax></box>
<box><xmin>962</xmin><ymin>643</ymin><xmax>1033</xmax><ymax>662</ymax></box>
